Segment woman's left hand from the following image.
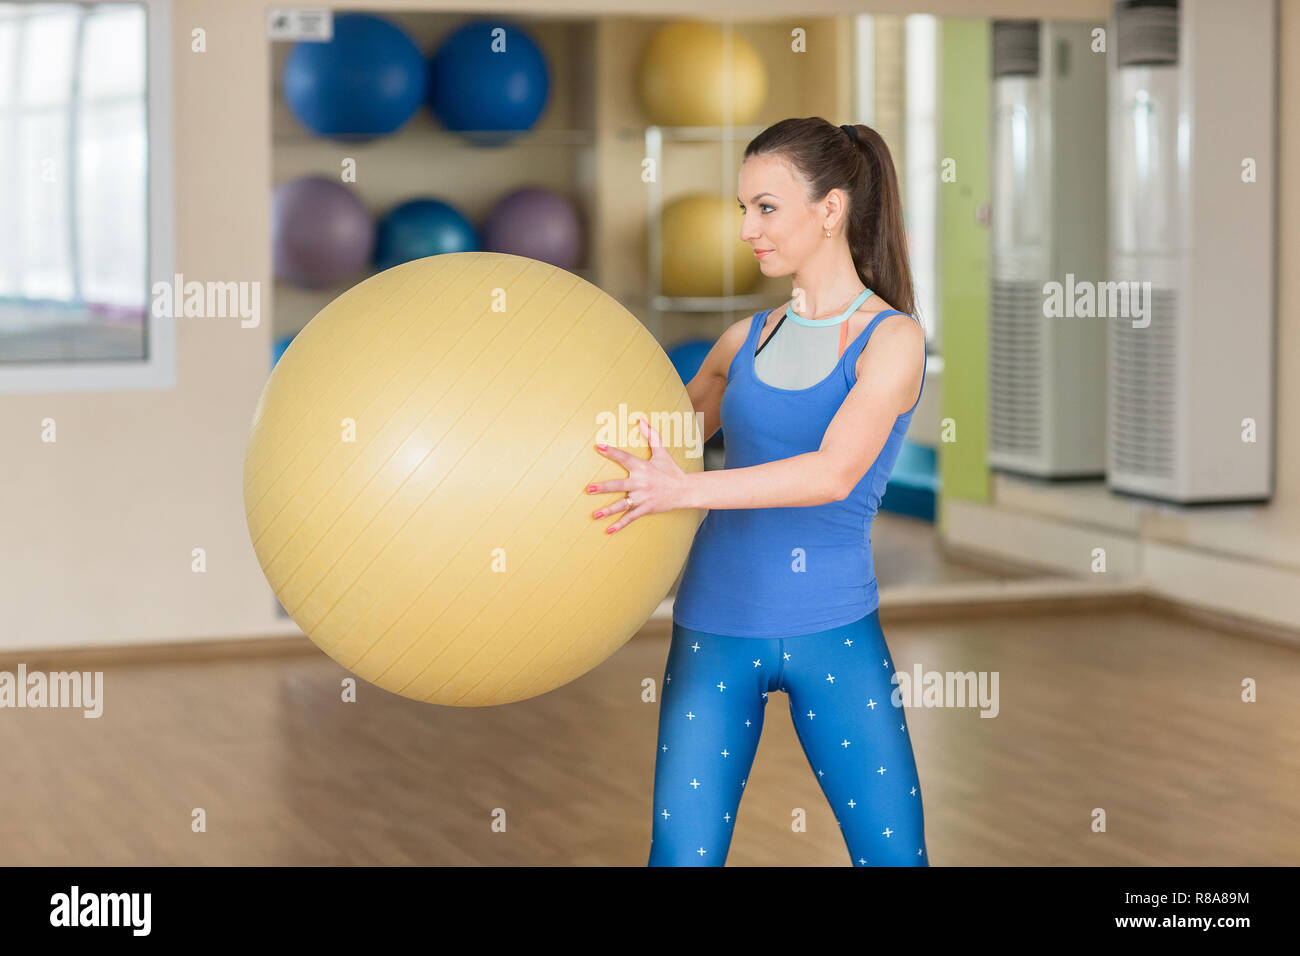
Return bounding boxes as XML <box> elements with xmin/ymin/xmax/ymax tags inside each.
<box><xmin>586</xmin><ymin>419</ymin><xmax>690</xmax><ymax>534</ymax></box>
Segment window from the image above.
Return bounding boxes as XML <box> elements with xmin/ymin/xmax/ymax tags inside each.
<box><xmin>0</xmin><ymin>0</ymin><xmax>173</xmax><ymax>393</ymax></box>
<box><xmin>903</xmin><ymin>13</ymin><xmax>939</xmax><ymax>348</ymax></box>
<box><xmin>853</xmin><ymin>13</ymin><xmax>940</xmax><ymax>349</ymax></box>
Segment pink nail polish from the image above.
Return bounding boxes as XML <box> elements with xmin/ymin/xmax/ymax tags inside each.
<box><xmin>593</xmin><ymin>511</ymin><xmax>603</xmax><ymax>518</ymax></box>
<box><xmin>605</xmin><ymin>527</ymin><xmax>614</xmax><ymax>534</ymax></box>
<box><xmin>596</xmin><ymin>443</ymin><xmax>607</xmax><ymax>451</ymax></box>
<box><xmin>586</xmin><ymin>484</ymin><xmax>596</xmax><ymax>492</ymax></box>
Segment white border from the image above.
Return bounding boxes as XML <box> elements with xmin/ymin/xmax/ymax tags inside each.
<box><xmin>0</xmin><ymin>0</ymin><xmax>175</xmax><ymax>395</ymax></box>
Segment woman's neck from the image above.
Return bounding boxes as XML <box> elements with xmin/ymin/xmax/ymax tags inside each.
<box><xmin>789</xmin><ymin>250</ymin><xmax>867</xmax><ymax>319</ymax></box>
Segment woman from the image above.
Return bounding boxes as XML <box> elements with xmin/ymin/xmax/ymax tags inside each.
<box><xmin>587</xmin><ymin>117</ymin><xmax>928</xmax><ymax>866</ymax></box>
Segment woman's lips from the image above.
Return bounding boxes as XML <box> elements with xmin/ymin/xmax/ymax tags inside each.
<box><xmin>754</xmin><ymin>249</ymin><xmax>773</xmax><ymax>259</ymax></box>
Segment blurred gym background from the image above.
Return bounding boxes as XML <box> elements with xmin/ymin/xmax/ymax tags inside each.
<box><xmin>0</xmin><ymin>0</ymin><xmax>1296</xmax><ymax>866</ymax></box>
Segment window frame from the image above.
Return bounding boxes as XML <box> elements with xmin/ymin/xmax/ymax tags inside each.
<box><xmin>0</xmin><ymin>0</ymin><xmax>174</xmax><ymax>395</ymax></box>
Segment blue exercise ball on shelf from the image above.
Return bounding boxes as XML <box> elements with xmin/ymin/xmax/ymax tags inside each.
<box><xmin>272</xmin><ymin>333</ymin><xmax>295</xmax><ymax>369</ymax></box>
<box><xmin>373</xmin><ymin>199</ymin><xmax>479</xmax><ymax>271</ymax></box>
<box><xmin>427</xmin><ymin>19</ymin><xmax>550</xmax><ymax>145</ymax></box>
<box><xmin>666</xmin><ymin>339</ymin><xmax>712</xmax><ymax>385</ymax></box>
<box><xmin>282</xmin><ymin>12</ymin><xmax>426</xmax><ymax>140</ymax></box>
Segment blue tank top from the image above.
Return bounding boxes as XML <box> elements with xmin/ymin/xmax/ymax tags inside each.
<box><xmin>672</xmin><ymin>306</ymin><xmax>925</xmax><ymax>638</ymax></box>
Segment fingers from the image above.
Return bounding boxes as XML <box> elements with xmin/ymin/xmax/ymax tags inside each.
<box><xmin>596</xmin><ymin>419</ymin><xmax>664</xmax><ymax>460</ymax></box>
<box><xmin>588</xmin><ymin>420</ymin><xmax>664</xmax><ymax>528</ymax></box>
<box><xmin>589</xmin><ymin>425</ymin><xmax>647</xmax><ymax>494</ymax></box>
<box><xmin>587</xmin><ymin>441</ymin><xmax>636</xmax><ymax>497</ymax></box>
<box><xmin>595</xmin><ymin>441</ymin><xmax>636</xmax><ymax>468</ymax></box>
<box><xmin>592</xmin><ymin>495</ymin><xmax>631</xmax><ymax>519</ymax></box>
<box><xmin>639</xmin><ymin>418</ymin><xmax>664</xmax><ymax>452</ymax></box>
<box><xmin>586</xmin><ymin>478</ymin><xmax>629</xmax><ymax>495</ymax></box>
<box><xmin>605</xmin><ymin>502</ymin><xmax>648</xmax><ymax>534</ymax></box>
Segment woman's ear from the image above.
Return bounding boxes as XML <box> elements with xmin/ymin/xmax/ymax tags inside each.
<box><xmin>824</xmin><ymin>188</ymin><xmax>848</xmax><ymax>228</ymax></box>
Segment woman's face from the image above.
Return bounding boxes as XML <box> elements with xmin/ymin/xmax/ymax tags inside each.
<box><xmin>737</xmin><ymin>153</ymin><xmax>827</xmax><ymax>276</ymax></box>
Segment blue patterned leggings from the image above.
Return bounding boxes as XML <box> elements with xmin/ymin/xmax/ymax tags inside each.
<box><xmin>648</xmin><ymin>610</ymin><xmax>929</xmax><ymax>866</ymax></box>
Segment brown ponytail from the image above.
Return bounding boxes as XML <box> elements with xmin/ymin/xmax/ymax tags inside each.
<box><xmin>744</xmin><ymin>117</ymin><xmax>915</xmax><ymax>317</ymax></box>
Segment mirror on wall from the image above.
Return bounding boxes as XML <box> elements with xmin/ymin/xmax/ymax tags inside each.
<box><xmin>0</xmin><ymin>1</ymin><xmax>150</xmax><ymax>363</ymax></box>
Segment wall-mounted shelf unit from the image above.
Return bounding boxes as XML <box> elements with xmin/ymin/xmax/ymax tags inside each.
<box><xmin>269</xmin><ymin>12</ymin><xmax>599</xmax><ymax>343</ymax></box>
<box><xmin>634</xmin><ymin>124</ymin><xmax>771</xmax><ymax>341</ymax></box>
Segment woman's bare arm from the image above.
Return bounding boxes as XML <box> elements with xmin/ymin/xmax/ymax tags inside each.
<box><xmin>682</xmin><ymin>317</ymin><xmax>751</xmax><ymax>443</ymax></box>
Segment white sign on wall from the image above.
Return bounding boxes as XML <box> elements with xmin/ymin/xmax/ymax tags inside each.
<box><xmin>267</xmin><ymin>8</ymin><xmax>333</xmax><ymax>42</ymax></box>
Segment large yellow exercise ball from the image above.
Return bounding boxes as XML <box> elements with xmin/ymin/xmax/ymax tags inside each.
<box><xmin>660</xmin><ymin>193</ymin><xmax>762</xmax><ymax>297</ymax></box>
<box><xmin>243</xmin><ymin>252</ymin><xmax>703</xmax><ymax>707</ymax></box>
<box><xmin>636</xmin><ymin>21</ymin><xmax>768</xmax><ymax>127</ymax></box>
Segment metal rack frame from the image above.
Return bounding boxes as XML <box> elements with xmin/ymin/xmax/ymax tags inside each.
<box><xmin>637</xmin><ymin>124</ymin><xmax>771</xmax><ymax>341</ymax></box>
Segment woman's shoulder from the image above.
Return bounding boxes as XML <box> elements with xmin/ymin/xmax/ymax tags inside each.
<box><xmin>720</xmin><ymin>306</ymin><xmax>779</xmax><ymax>348</ymax></box>
<box><xmin>692</xmin><ymin>309</ymin><xmax>769</xmax><ymax>385</ymax></box>
<box><xmin>718</xmin><ymin>311</ymin><xmax>758</xmax><ymax>348</ymax></box>
<box><xmin>852</xmin><ymin>299</ymin><xmax>924</xmax><ymax>378</ymax></box>
<box><xmin>846</xmin><ymin>296</ymin><xmax>900</xmax><ymax>338</ymax></box>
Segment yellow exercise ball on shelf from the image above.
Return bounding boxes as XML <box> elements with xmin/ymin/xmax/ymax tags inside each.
<box><xmin>636</xmin><ymin>21</ymin><xmax>768</xmax><ymax>127</ymax></box>
<box><xmin>243</xmin><ymin>252</ymin><xmax>703</xmax><ymax>707</ymax></box>
<box><xmin>660</xmin><ymin>193</ymin><xmax>762</xmax><ymax>298</ymax></box>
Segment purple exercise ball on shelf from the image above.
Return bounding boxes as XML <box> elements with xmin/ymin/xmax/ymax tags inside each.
<box><xmin>481</xmin><ymin>187</ymin><xmax>582</xmax><ymax>270</ymax></box>
<box><xmin>272</xmin><ymin>176</ymin><xmax>376</xmax><ymax>289</ymax></box>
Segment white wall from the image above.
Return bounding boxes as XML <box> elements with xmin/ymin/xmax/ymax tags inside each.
<box><xmin>25</xmin><ymin>0</ymin><xmax>1300</xmax><ymax>653</ymax></box>
<box><xmin>941</xmin><ymin>0</ymin><xmax>1300</xmax><ymax>635</ymax></box>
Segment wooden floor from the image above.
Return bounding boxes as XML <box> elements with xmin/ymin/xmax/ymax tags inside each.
<box><xmin>3</xmin><ymin>601</ymin><xmax>1297</xmax><ymax>866</ymax></box>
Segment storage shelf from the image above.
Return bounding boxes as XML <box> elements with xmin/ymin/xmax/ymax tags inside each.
<box><xmin>638</xmin><ymin>125</ymin><xmax>770</xmax><ymax>339</ymax></box>
<box><xmin>642</xmin><ymin>293</ymin><xmax>774</xmax><ymax>313</ymax></box>
<box><xmin>273</xmin><ymin>265</ymin><xmax>598</xmax><ymax>294</ymax></box>
<box><xmin>272</xmin><ymin>127</ymin><xmax>598</xmax><ymax>148</ymax></box>
<box><xmin>614</xmin><ymin>125</ymin><xmax>766</xmax><ymax>142</ymax></box>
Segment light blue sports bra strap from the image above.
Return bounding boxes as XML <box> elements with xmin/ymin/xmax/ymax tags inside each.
<box><xmin>785</xmin><ymin>287</ymin><xmax>873</xmax><ymax>327</ymax></box>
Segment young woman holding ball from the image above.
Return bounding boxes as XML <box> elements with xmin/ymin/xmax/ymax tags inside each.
<box><xmin>587</xmin><ymin>117</ymin><xmax>928</xmax><ymax>866</ymax></box>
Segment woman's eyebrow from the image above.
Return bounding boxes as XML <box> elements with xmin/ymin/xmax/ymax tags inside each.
<box><xmin>738</xmin><ymin>192</ymin><xmax>777</xmax><ymax>203</ymax></box>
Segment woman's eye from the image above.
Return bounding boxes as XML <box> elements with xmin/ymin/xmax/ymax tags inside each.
<box><xmin>761</xmin><ymin>204</ymin><xmax>774</xmax><ymax>214</ymax></box>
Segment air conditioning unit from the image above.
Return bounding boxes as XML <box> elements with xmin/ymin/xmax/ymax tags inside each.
<box><xmin>1106</xmin><ymin>0</ymin><xmax>1276</xmax><ymax>503</ymax></box>
<box><xmin>988</xmin><ymin>19</ymin><xmax>1109</xmax><ymax>478</ymax></box>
